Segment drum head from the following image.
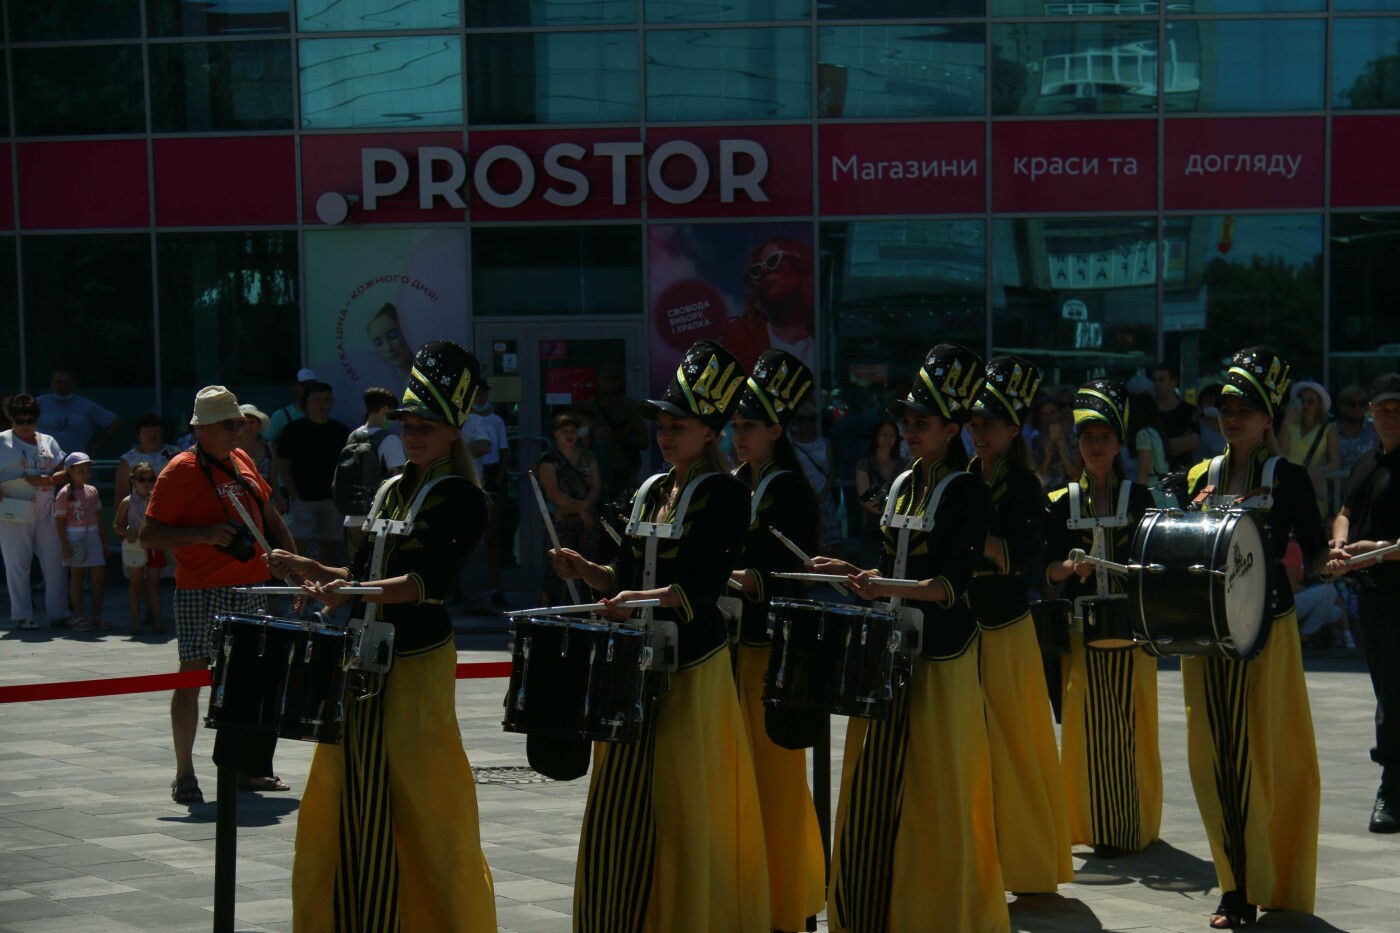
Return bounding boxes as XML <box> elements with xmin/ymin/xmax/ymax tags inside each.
<box><xmin>1220</xmin><ymin>513</ymin><xmax>1269</xmax><ymax>653</ymax></box>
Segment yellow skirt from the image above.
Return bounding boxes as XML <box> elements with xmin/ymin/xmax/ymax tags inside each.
<box><xmin>1060</xmin><ymin>631</ymin><xmax>1163</xmax><ymax>851</ymax></box>
<box><xmin>829</xmin><ymin>645</ymin><xmax>1009</xmax><ymax>933</ymax></box>
<box><xmin>574</xmin><ymin>646</ymin><xmax>770</xmax><ymax>933</ymax></box>
<box><xmin>1181</xmin><ymin>612</ymin><xmax>1319</xmax><ymax>913</ymax></box>
<box><xmin>291</xmin><ymin>640</ymin><xmax>496</xmax><ymax>933</ymax></box>
<box><xmin>979</xmin><ymin>615</ymin><xmax>1074</xmax><ymax>892</ymax></box>
<box><xmin>734</xmin><ymin>644</ymin><xmax>826</xmax><ymax>931</ymax></box>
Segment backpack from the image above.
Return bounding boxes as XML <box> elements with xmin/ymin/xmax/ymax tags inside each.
<box><xmin>333</xmin><ymin>427</ymin><xmax>390</xmax><ymax>516</ymax></box>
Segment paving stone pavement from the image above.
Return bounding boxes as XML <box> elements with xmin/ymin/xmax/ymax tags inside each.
<box><xmin>0</xmin><ymin>588</ymin><xmax>1397</xmax><ymax>932</ymax></box>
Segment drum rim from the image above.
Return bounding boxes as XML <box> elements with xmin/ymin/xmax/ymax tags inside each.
<box><xmin>1212</xmin><ymin>509</ymin><xmax>1269</xmax><ymax>659</ymax></box>
<box><xmin>769</xmin><ymin>597</ymin><xmax>897</xmax><ymax>621</ymax></box>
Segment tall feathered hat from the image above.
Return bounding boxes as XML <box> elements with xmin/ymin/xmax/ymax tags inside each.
<box><xmin>737</xmin><ymin>349</ymin><xmax>813</xmax><ymax>427</ymax></box>
<box><xmin>389</xmin><ymin>340</ymin><xmax>481</xmax><ymax>429</ymax></box>
<box><xmin>1073</xmin><ymin>378</ymin><xmax>1130</xmax><ymax>441</ymax></box>
<box><xmin>889</xmin><ymin>343</ymin><xmax>984</xmax><ymax>424</ymax></box>
<box><xmin>971</xmin><ymin>354</ymin><xmax>1041</xmax><ymax>426</ymax></box>
<box><xmin>1222</xmin><ymin>345</ymin><xmax>1291</xmax><ymax>420</ymax></box>
<box><xmin>641</xmin><ymin>339</ymin><xmax>746</xmax><ymax>433</ymax></box>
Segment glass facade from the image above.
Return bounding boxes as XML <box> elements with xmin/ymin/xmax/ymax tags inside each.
<box><xmin>0</xmin><ymin>0</ymin><xmax>1396</xmax><ymax>446</ymax></box>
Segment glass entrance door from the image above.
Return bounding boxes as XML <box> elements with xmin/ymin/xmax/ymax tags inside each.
<box><xmin>474</xmin><ymin>321</ymin><xmax>647</xmax><ymax>597</ymax></box>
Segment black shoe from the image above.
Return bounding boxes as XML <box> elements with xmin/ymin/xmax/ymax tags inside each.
<box><xmin>1370</xmin><ymin>792</ymin><xmax>1400</xmax><ymax>833</ymax></box>
<box><xmin>490</xmin><ymin>590</ymin><xmax>509</xmax><ymax>607</ymax></box>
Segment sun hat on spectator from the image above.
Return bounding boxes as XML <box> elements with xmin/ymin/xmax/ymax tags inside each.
<box><xmin>296</xmin><ymin>367</ymin><xmax>317</xmax><ymax>384</ymax></box>
<box><xmin>1290</xmin><ymin>380</ymin><xmax>1331</xmax><ymax>415</ymax></box>
<box><xmin>238</xmin><ymin>403</ymin><xmax>270</xmax><ymax>432</ymax></box>
<box><xmin>63</xmin><ymin>451</ymin><xmax>91</xmax><ymax>470</ymax></box>
<box><xmin>189</xmin><ymin>386</ymin><xmax>242</xmax><ymax>426</ymax></box>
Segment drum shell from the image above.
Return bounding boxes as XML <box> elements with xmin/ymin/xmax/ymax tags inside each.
<box><xmin>762</xmin><ymin>598</ymin><xmax>904</xmax><ymax>720</ymax></box>
<box><xmin>1030</xmin><ymin>599</ymin><xmax>1071</xmax><ymax>655</ymax></box>
<box><xmin>1127</xmin><ymin>509</ymin><xmax>1275</xmax><ymax>660</ymax></box>
<box><xmin>1082</xmin><ymin>597</ymin><xmax>1135</xmax><ymax>650</ymax></box>
<box><xmin>502</xmin><ymin>617</ymin><xmax>654</xmax><ymax>743</ymax></box>
<box><xmin>205</xmin><ymin>613</ymin><xmax>349</xmax><ymax>744</ymax></box>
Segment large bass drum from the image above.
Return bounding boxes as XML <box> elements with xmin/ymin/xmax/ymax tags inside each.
<box><xmin>1127</xmin><ymin>508</ymin><xmax>1274</xmax><ymax>660</ymax></box>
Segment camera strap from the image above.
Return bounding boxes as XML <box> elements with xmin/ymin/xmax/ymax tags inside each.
<box><xmin>196</xmin><ymin>446</ymin><xmax>265</xmax><ymax>531</ymax></box>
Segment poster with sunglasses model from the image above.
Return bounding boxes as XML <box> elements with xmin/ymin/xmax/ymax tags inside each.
<box><xmin>304</xmin><ymin>228</ymin><xmax>469</xmax><ymax>427</ymax></box>
<box><xmin>648</xmin><ymin>222</ymin><xmax>815</xmax><ymax>400</ymax></box>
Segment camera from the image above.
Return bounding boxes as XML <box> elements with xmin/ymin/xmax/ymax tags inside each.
<box><xmin>215</xmin><ymin>522</ymin><xmax>258</xmax><ymax>562</ymax></box>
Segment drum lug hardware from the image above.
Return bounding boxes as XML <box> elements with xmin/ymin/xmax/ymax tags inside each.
<box><xmin>1188</xmin><ymin>564</ymin><xmax>1227</xmax><ymax>578</ymax></box>
<box><xmin>516</xmin><ymin>636</ymin><xmax>532</xmax><ymax>710</ymax></box>
<box><xmin>304</xmin><ymin>638</ymin><xmax>314</xmax><ymax>664</ymax></box>
<box><xmin>1155</xmin><ymin>636</ymin><xmax>1175</xmax><ymax>645</ymax></box>
<box><xmin>213</xmin><ymin>637</ymin><xmax>233</xmax><ymax>709</ymax></box>
<box><xmin>560</xmin><ymin>629</ymin><xmax>569</xmax><ymax>657</ymax></box>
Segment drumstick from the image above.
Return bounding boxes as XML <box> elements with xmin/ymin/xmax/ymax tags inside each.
<box><xmin>1067</xmin><ymin>548</ymin><xmax>1165</xmax><ymax>575</ymax></box>
<box><xmin>1344</xmin><ymin>541</ymin><xmax>1400</xmax><ymax>567</ymax></box>
<box><xmin>601</xmin><ymin>518</ymin><xmax>622</xmax><ymax>545</ymax></box>
<box><xmin>769</xmin><ymin>527</ymin><xmax>850</xmax><ymax>596</ymax></box>
<box><xmin>773</xmin><ymin>571</ymin><xmax>923</xmax><ymax>588</ymax></box>
<box><xmin>228</xmin><ymin>493</ymin><xmax>273</xmax><ymax>557</ymax></box>
<box><xmin>530</xmin><ymin>470</ymin><xmax>582</xmax><ymax>604</ymax></box>
<box><xmin>235</xmin><ymin>586</ymin><xmax>385</xmax><ymax>595</ymax></box>
<box><xmin>507</xmin><ymin>599</ymin><xmax>661</xmax><ymax>618</ymax></box>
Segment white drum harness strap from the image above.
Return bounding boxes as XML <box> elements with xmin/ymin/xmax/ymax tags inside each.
<box><xmin>1205</xmin><ymin>454</ymin><xmax>1281</xmax><ymax>511</ymax></box>
<box><xmin>1067</xmin><ymin>478</ymin><xmax>1135</xmax><ymax>603</ymax></box>
<box><xmin>625</xmin><ymin>471</ymin><xmax>720</xmax><ymax>627</ymax></box>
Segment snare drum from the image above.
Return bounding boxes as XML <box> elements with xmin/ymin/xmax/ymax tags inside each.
<box><xmin>1081</xmin><ymin>596</ymin><xmax>1134</xmax><ymax>650</ymax></box>
<box><xmin>1127</xmin><ymin>508</ymin><xmax>1274</xmax><ymax>660</ymax></box>
<box><xmin>1030</xmin><ymin>599</ymin><xmax>1072</xmax><ymax>655</ymax></box>
<box><xmin>206</xmin><ymin>613</ymin><xmax>349</xmax><ymax>743</ymax></box>
<box><xmin>763</xmin><ymin>598</ymin><xmax>908</xmax><ymax>719</ymax></box>
<box><xmin>502</xmin><ymin>616</ymin><xmax>658</xmax><ymax>743</ymax></box>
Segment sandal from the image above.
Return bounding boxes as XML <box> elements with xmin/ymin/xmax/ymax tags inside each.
<box><xmin>239</xmin><ymin>775</ymin><xmax>291</xmax><ymax>793</ymax></box>
<box><xmin>1209</xmin><ymin>892</ymin><xmax>1257</xmax><ymax>928</ymax></box>
<box><xmin>17</xmin><ymin>619</ymin><xmax>38</xmax><ymax>630</ymax></box>
<box><xmin>72</xmin><ymin>617</ymin><xmax>93</xmax><ymax>632</ymax></box>
<box><xmin>171</xmin><ymin>774</ymin><xmax>204</xmax><ymax>805</ymax></box>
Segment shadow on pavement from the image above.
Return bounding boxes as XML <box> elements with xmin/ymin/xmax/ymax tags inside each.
<box><xmin>1009</xmin><ymin>892</ymin><xmax>1104</xmax><ymax>931</ymax></box>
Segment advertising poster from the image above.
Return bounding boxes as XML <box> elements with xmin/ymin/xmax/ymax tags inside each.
<box><xmin>648</xmin><ymin>221</ymin><xmax>815</xmax><ymax>398</ymax></box>
<box><xmin>304</xmin><ymin>228</ymin><xmax>469</xmax><ymax>425</ymax></box>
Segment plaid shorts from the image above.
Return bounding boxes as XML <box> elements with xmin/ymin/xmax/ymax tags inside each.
<box><xmin>174</xmin><ymin>588</ymin><xmax>269</xmax><ymax>662</ymax></box>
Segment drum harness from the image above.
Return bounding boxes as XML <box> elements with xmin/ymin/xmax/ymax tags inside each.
<box><xmin>1066</xmin><ymin>478</ymin><xmax>1135</xmax><ymax>628</ymax></box>
<box><xmin>876</xmin><ymin>467</ymin><xmax>970</xmax><ymax>653</ymax></box>
<box><xmin>1201</xmin><ymin>454</ymin><xmax>1279</xmax><ymax>512</ymax></box>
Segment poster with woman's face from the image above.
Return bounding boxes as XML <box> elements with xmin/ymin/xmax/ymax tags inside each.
<box><xmin>648</xmin><ymin>222</ymin><xmax>816</xmax><ymax>397</ymax></box>
<box><xmin>304</xmin><ymin>228</ymin><xmax>469</xmax><ymax>425</ymax></box>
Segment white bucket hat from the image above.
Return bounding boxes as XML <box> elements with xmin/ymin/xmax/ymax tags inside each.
<box><xmin>238</xmin><ymin>403</ymin><xmax>270</xmax><ymax>433</ymax></box>
<box><xmin>1291</xmin><ymin>380</ymin><xmax>1331</xmax><ymax>415</ymax></box>
<box><xmin>190</xmin><ymin>386</ymin><xmax>242</xmax><ymax>426</ymax></box>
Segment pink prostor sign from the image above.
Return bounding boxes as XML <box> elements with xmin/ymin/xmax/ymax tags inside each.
<box><xmin>647</xmin><ymin>125</ymin><xmax>812</xmax><ymax>219</ymax></box>
<box><xmin>19</xmin><ymin>140</ymin><xmax>149</xmax><ymax>230</ymax></box>
<box><xmin>993</xmin><ymin>121</ymin><xmax>1155</xmax><ymax>213</ymax></box>
<box><xmin>1333</xmin><ymin>116</ymin><xmax>1400</xmax><ymax>207</ymax></box>
<box><xmin>155</xmin><ymin>137</ymin><xmax>296</xmax><ymax>227</ymax></box>
<box><xmin>301</xmin><ymin>131</ymin><xmax>466</xmax><ymax>224</ymax></box>
<box><xmin>468</xmin><ymin>128</ymin><xmax>643</xmax><ymax>222</ymax></box>
<box><xmin>819</xmin><ymin>123</ymin><xmax>983</xmax><ymax>215</ymax></box>
<box><xmin>1164</xmin><ymin>117</ymin><xmax>1324</xmax><ymax>211</ymax></box>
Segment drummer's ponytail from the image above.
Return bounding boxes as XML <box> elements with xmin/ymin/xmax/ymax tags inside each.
<box><xmin>450</xmin><ymin>435</ymin><xmax>483</xmax><ymax>489</ymax></box>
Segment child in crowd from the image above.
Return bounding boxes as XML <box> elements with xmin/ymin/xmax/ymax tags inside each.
<box><xmin>113</xmin><ymin>461</ymin><xmax>166</xmax><ymax>635</ymax></box>
<box><xmin>55</xmin><ymin>452</ymin><xmax>107</xmax><ymax>631</ymax></box>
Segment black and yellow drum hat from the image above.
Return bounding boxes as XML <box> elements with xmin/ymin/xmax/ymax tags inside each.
<box><xmin>1221</xmin><ymin>345</ymin><xmax>1291</xmax><ymax>419</ymax></box>
<box><xmin>970</xmin><ymin>354</ymin><xmax>1041</xmax><ymax>426</ymax></box>
<box><xmin>389</xmin><ymin>340</ymin><xmax>482</xmax><ymax>429</ymax></box>
<box><xmin>888</xmin><ymin>343</ymin><xmax>985</xmax><ymax>424</ymax></box>
<box><xmin>641</xmin><ymin>339</ymin><xmax>747</xmax><ymax>433</ymax></box>
<box><xmin>1073</xmin><ymin>378</ymin><xmax>1130</xmax><ymax>441</ymax></box>
<box><xmin>737</xmin><ymin>349</ymin><xmax>813</xmax><ymax>427</ymax></box>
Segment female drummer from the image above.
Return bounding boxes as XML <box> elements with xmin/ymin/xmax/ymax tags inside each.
<box><xmin>810</xmin><ymin>344</ymin><xmax>1010</xmax><ymax>933</ymax></box>
<box><xmin>1181</xmin><ymin>346</ymin><xmax>1330</xmax><ymax>929</ymax></box>
<box><xmin>1043</xmin><ymin>379</ymin><xmax>1162</xmax><ymax>859</ymax></box>
<box><xmin>728</xmin><ymin>348</ymin><xmax>825</xmax><ymax>933</ymax></box>
<box><xmin>966</xmin><ymin>354</ymin><xmax>1073</xmax><ymax>894</ymax></box>
<box><xmin>272</xmin><ymin>342</ymin><xmax>496</xmax><ymax>931</ymax></box>
<box><xmin>549</xmin><ymin>339</ymin><xmax>769</xmax><ymax>933</ymax></box>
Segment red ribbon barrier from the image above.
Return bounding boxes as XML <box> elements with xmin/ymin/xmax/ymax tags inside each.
<box><xmin>0</xmin><ymin>660</ymin><xmax>512</xmax><ymax>704</ymax></box>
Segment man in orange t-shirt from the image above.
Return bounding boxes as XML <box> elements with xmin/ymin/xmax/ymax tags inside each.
<box><xmin>143</xmin><ymin>386</ymin><xmax>297</xmax><ymax>805</ymax></box>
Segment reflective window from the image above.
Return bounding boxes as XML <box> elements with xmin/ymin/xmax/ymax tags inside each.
<box><xmin>646</xmin><ymin>28</ymin><xmax>811</xmax><ymax>122</ymax></box>
<box><xmin>23</xmin><ymin>236</ymin><xmax>154</xmax><ymax>430</ymax></box>
<box><xmin>991</xmin><ymin>218</ymin><xmax>1157</xmax><ymax>385</ymax></box>
<box><xmin>1337</xmin><ymin>0</ymin><xmax>1400</xmax><ymax>10</ymax></box>
<box><xmin>150</xmin><ymin>41</ymin><xmax>293</xmax><ymax>132</ymax></box>
<box><xmin>299</xmin><ymin>36</ymin><xmax>462</xmax><ymax>128</ymax></box>
<box><xmin>1161</xmin><ymin>214</ymin><xmax>1322</xmax><ymax>390</ymax></box>
<box><xmin>820</xmin><ymin>0</ymin><xmax>983</xmax><ymax>18</ymax></box>
<box><xmin>989</xmin><ymin>23</ymin><xmax>1158</xmax><ymax>116</ymax></box>
<box><xmin>1164</xmin><ymin>0</ymin><xmax>1322</xmax><ymax>10</ymax></box>
<box><xmin>0</xmin><ymin>240</ymin><xmax>16</xmax><ymax>386</ymax></box>
<box><xmin>8</xmin><ymin>0</ymin><xmax>141</xmax><ymax>42</ymax></box>
<box><xmin>1334</xmin><ymin>18</ymin><xmax>1400</xmax><ymax>109</ymax></box>
<box><xmin>1330</xmin><ymin>214</ymin><xmax>1400</xmax><ymax>388</ymax></box>
<box><xmin>465</xmin><ymin>0</ymin><xmax>636</xmax><ymax>26</ymax></box>
<box><xmin>298</xmin><ymin>0</ymin><xmax>459</xmax><ymax>31</ymax></box>
<box><xmin>645</xmin><ymin>0</ymin><xmax>811</xmax><ymax>24</ymax></box>
<box><xmin>1162</xmin><ymin>20</ymin><xmax>1325</xmax><ymax>113</ymax></box>
<box><xmin>12</xmin><ymin>47</ymin><xmax>146</xmax><ymax>136</ymax></box>
<box><xmin>820</xmin><ymin>219</ymin><xmax>986</xmax><ymax>484</ymax></box>
<box><xmin>158</xmin><ymin>232</ymin><xmax>300</xmax><ymax>416</ymax></box>
<box><xmin>994</xmin><ymin>0</ymin><xmax>1321</xmax><ymax>12</ymax></box>
<box><xmin>472</xmin><ymin>226</ymin><xmax>643</xmax><ymax>316</ymax></box>
<box><xmin>466</xmin><ymin>32</ymin><xmax>640</xmax><ymax>125</ymax></box>
<box><xmin>817</xmin><ymin>25</ymin><xmax>985</xmax><ymax>118</ymax></box>
<box><xmin>148</xmin><ymin>0</ymin><xmax>292</xmax><ymax>36</ymax></box>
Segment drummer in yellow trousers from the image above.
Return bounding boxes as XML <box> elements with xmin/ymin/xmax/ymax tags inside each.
<box><xmin>1180</xmin><ymin>346</ymin><xmax>1337</xmax><ymax>929</ymax></box>
<box><xmin>966</xmin><ymin>355</ymin><xmax>1074</xmax><ymax>894</ymax></box>
<box><xmin>812</xmin><ymin>344</ymin><xmax>1010</xmax><ymax>933</ymax></box>
<box><xmin>727</xmin><ymin>349</ymin><xmax>826</xmax><ymax>933</ymax></box>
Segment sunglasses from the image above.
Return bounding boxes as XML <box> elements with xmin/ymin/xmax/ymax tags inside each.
<box><xmin>207</xmin><ymin>418</ymin><xmax>244</xmax><ymax>432</ymax></box>
<box><xmin>748</xmin><ymin>250</ymin><xmax>789</xmax><ymax>279</ymax></box>
<box><xmin>11</xmin><ymin>416</ymin><xmax>36</xmax><ymax>425</ymax></box>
